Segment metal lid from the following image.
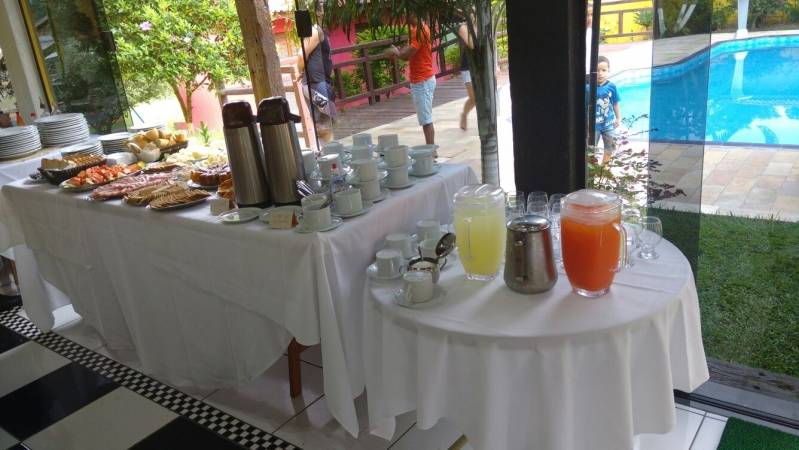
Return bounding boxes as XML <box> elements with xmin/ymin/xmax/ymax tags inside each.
<box><xmin>507</xmin><ymin>214</ymin><xmax>551</xmax><ymax>232</ymax></box>
<box><xmin>222</xmin><ymin>101</ymin><xmax>254</xmax><ymax>129</ymax></box>
<box><xmin>257</xmin><ymin>96</ymin><xmax>301</xmax><ymax>125</ymax></box>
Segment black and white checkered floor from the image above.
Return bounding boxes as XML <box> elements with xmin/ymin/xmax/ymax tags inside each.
<box><xmin>0</xmin><ymin>303</ymin><xmax>299</xmax><ymax>450</ymax></box>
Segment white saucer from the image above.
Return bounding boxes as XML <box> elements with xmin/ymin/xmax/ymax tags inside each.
<box><xmin>220</xmin><ymin>207</ymin><xmax>262</xmax><ymax>224</ymax></box>
<box><xmin>367</xmin><ymin>263</ymin><xmax>406</xmax><ymax>281</ymax></box>
<box><xmin>385</xmin><ymin>179</ymin><xmax>415</xmax><ymax>190</ymax></box>
<box><xmin>346</xmin><ymin>170</ymin><xmax>388</xmax><ymax>184</ymax></box>
<box><xmin>393</xmin><ymin>286</ymin><xmax>446</xmax><ymax>309</ymax></box>
<box><xmin>364</xmin><ymin>187</ymin><xmax>389</xmax><ymax>203</ymax></box>
<box><xmin>378</xmin><ymin>158</ymin><xmax>412</xmax><ymax>170</ymax></box>
<box><xmin>295</xmin><ymin>216</ymin><xmax>344</xmax><ymax>233</ymax></box>
<box><xmin>410</xmin><ymin>163</ymin><xmax>441</xmax><ymax>178</ymax></box>
<box><xmin>260</xmin><ymin>206</ymin><xmax>302</xmax><ymax>227</ymax></box>
<box><xmin>333</xmin><ymin>203</ymin><xmax>372</xmax><ymax>219</ymax></box>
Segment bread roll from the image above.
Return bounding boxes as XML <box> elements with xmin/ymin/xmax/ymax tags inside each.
<box><xmin>145</xmin><ymin>128</ymin><xmax>160</xmax><ymax>141</ymax></box>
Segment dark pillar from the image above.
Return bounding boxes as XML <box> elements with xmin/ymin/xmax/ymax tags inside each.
<box><xmin>507</xmin><ymin>0</ymin><xmax>586</xmax><ymax>195</ymax></box>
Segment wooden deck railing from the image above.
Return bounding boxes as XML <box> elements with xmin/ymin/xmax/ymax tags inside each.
<box><xmin>331</xmin><ymin>34</ymin><xmax>461</xmax><ymax>106</ymax></box>
<box><xmin>596</xmin><ymin>0</ymin><xmax>653</xmax><ymax>40</ymax></box>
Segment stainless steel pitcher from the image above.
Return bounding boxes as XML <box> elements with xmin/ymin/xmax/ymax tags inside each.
<box><xmin>504</xmin><ymin>215</ymin><xmax>558</xmax><ymax>294</ymax></box>
<box><xmin>221</xmin><ymin>101</ymin><xmax>272</xmax><ymax>208</ymax></box>
<box><xmin>257</xmin><ymin>96</ymin><xmax>306</xmax><ymax>205</ymax></box>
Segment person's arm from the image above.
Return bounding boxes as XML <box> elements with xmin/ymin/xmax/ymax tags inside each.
<box><xmin>382</xmin><ymin>44</ymin><xmax>417</xmax><ymax>61</ymax></box>
<box><xmin>457</xmin><ymin>23</ymin><xmax>474</xmax><ymax>49</ymax></box>
<box><xmin>613</xmin><ymin>103</ymin><xmax>622</xmax><ymax>127</ymax></box>
<box><xmin>297</xmin><ymin>26</ymin><xmax>322</xmax><ymax>73</ymax></box>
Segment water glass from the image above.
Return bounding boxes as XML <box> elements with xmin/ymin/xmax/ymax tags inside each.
<box><xmin>638</xmin><ymin>216</ymin><xmax>663</xmax><ymax>260</ymax></box>
<box><xmin>506</xmin><ymin>191</ymin><xmax>525</xmax><ymax>220</ymax></box>
<box><xmin>526</xmin><ymin>191</ymin><xmax>548</xmax><ymax>210</ymax></box>
<box><xmin>548</xmin><ymin>194</ymin><xmax>565</xmax><ymax>215</ymax></box>
<box><xmin>549</xmin><ymin>197</ymin><xmax>563</xmax><ymax>266</ymax></box>
<box><xmin>527</xmin><ymin>200</ymin><xmax>549</xmax><ymax>218</ymax></box>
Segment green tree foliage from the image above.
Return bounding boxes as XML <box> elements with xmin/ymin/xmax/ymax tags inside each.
<box><xmin>353</xmin><ymin>27</ymin><xmax>407</xmax><ymax>91</ymax></box>
<box><xmin>104</xmin><ymin>0</ymin><xmax>249</xmax><ymax>123</ymax></box>
<box><xmin>748</xmin><ymin>0</ymin><xmax>787</xmax><ymax>28</ymax></box>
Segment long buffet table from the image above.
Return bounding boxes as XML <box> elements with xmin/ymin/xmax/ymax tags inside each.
<box><xmin>1</xmin><ymin>162</ymin><xmax>478</xmax><ymax>437</ymax></box>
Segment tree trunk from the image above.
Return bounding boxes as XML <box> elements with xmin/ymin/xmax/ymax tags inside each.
<box><xmin>234</xmin><ymin>0</ymin><xmax>285</xmax><ymax>102</ymax></box>
<box><xmin>170</xmin><ymin>82</ymin><xmax>191</xmax><ymax>124</ymax></box>
<box><xmin>184</xmin><ymin>82</ymin><xmax>194</xmax><ymax>125</ymax></box>
<box><xmin>465</xmin><ymin>0</ymin><xmax>500</xmax><ymax>185</ymax></box>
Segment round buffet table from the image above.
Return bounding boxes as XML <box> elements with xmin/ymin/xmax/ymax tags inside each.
<box><xmin>364</xmin><ymin>238</ymin><xmax>709</xmax><ymax>450</ymax></box>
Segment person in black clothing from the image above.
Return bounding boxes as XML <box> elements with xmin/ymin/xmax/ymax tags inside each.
<box><xmin>298</xmin><ymin>3</ymin><xmax>337</xmax><ymax>144</ymax></box>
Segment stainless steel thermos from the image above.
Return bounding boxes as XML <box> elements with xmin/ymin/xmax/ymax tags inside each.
<box><xmin>504</xmin><ymin>214</ymin><xmax>558</xmax><ymax>294</ymax></box>
<box><xmin>257</xmin><ymin>97</ymin><xmax>307</xmax><ymax>205</ymax></box>
<box><xmin>221</xmin><ymin>101</ymin><xmax>273</xmax><ymax>208</ymax></box>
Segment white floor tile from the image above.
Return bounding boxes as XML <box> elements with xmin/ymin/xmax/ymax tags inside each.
<box><xmin>676</xmin><ymin>403</ymin><xmax>708</xmax><ymax>417</ymax></box>
<box><xmin>0</xmin><ymin>427</ymin><xmax>18</xmax><ymax>449</ymax></box>
<box><xmin>301</xmin><ymin>344</ymin><xmax>323</xmax><ymax>368</ymax></box>
<box><xmin>50</xmin><ymin>304</ymin><xmax>81</xmax><ymax>330</ymax></box>
<box><xmin>274</xmin><ymin>394</ymin><xmax>415</xmax><ymax>450</ymax></box>
<box><xmin>0</xmin><ymin>342</ymin><xmax>70</xmax><ymax>398</ymax></box>
<box><xmin>24</xmin><ymin>387</ymin><xmax>177</xmax><ymax>450</ymax></box>
<box><xmin>205</xmin><ymin>356</ymin><xmax>325</xmax><ymax>433</ymax></box>
<box><xmin>690</xmin><ymin>417</ymin><xmax>727</xmax><ymax>450</ymax></box>
<box><xmin>635</xmin><ymin>408</ymin><xmax>705</xmax><ymax>450</ymax></box>
<box><xmin>389</xmin><ymin>418</ymin><xmax>472</xmax><ymax>450</ymax></box>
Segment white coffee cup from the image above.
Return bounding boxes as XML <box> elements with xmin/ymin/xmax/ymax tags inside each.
<box><xmin>318</xmin><ymin>154</ymin><xmax>341</xmax><ymax>178</ymax></box>
<box><xmin>352</xmin><ymin>133</ymin><xmax>372</xmax><ymax>148</ymax></box>
<box><xmin>351</xmin><ymin>158</ymin><xmax>378</xmax><ymax>181</ymax></box>
<box><xmin>322</xmin><ymin>142</ymin><xmax>344</xmax><ymax>157</ymax></box>
<box><xmin>387</xmin><ymin>165</ymin><xmax>410</xmax><ymax>187</ymax></box>
<box><xmin>359</xmin><ymin>179</ymin><xmax>381</xmax><ymax>200</ymax></box>
<box><xmin>333</xmin><ymin>187</ymin><xmax>363</xmax><ymax>215</ymax></box>
<box><xmin>351</xmin><ymin>145</ymin><xmax>373</xmax><ymax>161</ymax></box>
<box><xmin>385</xmin><ymin>233</ymin><xmax>413</xmax><ymax>259</ymax></box>
<box><xmin>301</xmin><ymin>149</ymin><xmax>318</xmax><ymax>174</ymax></box>
<box><xmin>417</xmin><ymin>219</ymin><xmax>441</xmax><ymax>242</ymax></box>
<box><xmin>419</xmin><ymin>239</ymin><xmax>439</xmax><ymax>259</ymax></box>
<box><xmin>385</xmin><ymin>145</ymin><xmax>408</xmax><ymax>167</ymax></box>
<box><xmin>376</xmin><ymin>249</ymin><xmax>403</xmax><ymax>278</ymax></box>
<box><xmin>410</xmin><ymin>147</ymin><xmax>435</xmax><ymax>175</ymax></box>
<box><xmin>301</xmin><ymin>194</ymin><xmax>331</xmax><ymax>230</ymax></box>
<box><xmin>404</xmin><ymin>271</ymin><xmax>434</xmax><ymax>303</ymax></box>
<box><xmin>378</xmin><ymin>134</ymin><xmax>399</xmax><ymax>151</ymax></box>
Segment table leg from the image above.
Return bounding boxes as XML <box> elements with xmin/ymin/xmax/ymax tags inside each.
<box><xmin>7</xmin><ymin>259</ymin><xmax>18</xmax><ymax>288</ymax></box>
<box><xmin>288</xmin><ymin>338</ymin><xmax>309</xmax><ymax>398</ymax></box>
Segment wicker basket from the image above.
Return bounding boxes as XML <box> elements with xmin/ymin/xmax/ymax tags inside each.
<box><xmin>39</xmin><ymin>158</ymin><xmax>108</xmax><ymax>185</ymax></box>
<box><xmin>157</xmin><ymin>141</ymin><xmax>189</xmax><ymax>156</ymax></box>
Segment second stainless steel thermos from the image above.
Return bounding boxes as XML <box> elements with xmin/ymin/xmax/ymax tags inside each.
<box><xmin>257</xmin><ymin>97</ymin><xmax>306</xmax><ymax>205</ymax></box>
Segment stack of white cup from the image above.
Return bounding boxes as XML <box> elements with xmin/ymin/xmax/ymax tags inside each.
<box><xmin>350</xmin><ymin>156</ymin><xmax>381</xmax><ymax>201</ymax></box>
<box><xmin>384</xmin><ymin>145</ymin><xmax>410</xmax><ymax>187</ymax></box>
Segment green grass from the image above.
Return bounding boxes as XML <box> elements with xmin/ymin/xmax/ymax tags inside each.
<box><xmin>652</xmin><ymin>209</ymin><xmax>799</xmax><ymax>378</ymax></box>
<box><xmin>717</xmin><ymin>418</ymin><xmax>799</xmax><ymax>449</ymax></box>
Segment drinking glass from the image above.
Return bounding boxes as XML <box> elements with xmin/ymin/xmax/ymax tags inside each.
<box><xmin>526</xmin><ymin>191</ymin><xmax>548</xmax><ymax>211</ymax></box>
<box><xmin>621</xmin><ymin>207</ymin><xmax>642</xmax><ymax>267</ymax></box>
<box><xmin>638</xmin><ymin>216</ymin><xmax>663</xmax><ymax>260</ymax></box>
<box><xmin>506</xmin><ymin>191</ymin><xmax>525</xmax><ymax>220</ymax></box>
<box><xmin>549</xmin><ymin>197</ymin><xmax>563</xmax><ymax>266</ymax></box>
<box><xmin>548</xmin><ymin>194</ymin><xmax>565</xmax><ymax>214</ymax></box>
<box><xmin>526</xmin><ymin>200</ymin><xmax>549</xmax><ymax>218</ymax></box>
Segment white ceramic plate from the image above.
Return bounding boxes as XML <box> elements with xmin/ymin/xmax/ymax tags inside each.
<box><xmin>364</xmin><ymin>187</ymin><xmax>389</xmax><ymax>203</ymax></box>
<box><xmin>345</xmin><ymin>170</ymin><xmax>388</xmax><ymax>184</ymax></box>
<box><xmin>295</xmin><ymin>216</ymin><xmax>343</xmax><ymax>233</ymax></box>
<box><xmin>219</xmin><ymin>207</ymin><xmax>262</xmax><ymax>224</ymax></box>
<box><xmin>333</xmin><ymin>202</ymin><xmax>372</xmax><ymax>219</ymax></box>
<box><xmin>385</xmin><ymin>179</ymin><xmax>416</xmax><ymax>190</ymax></box>
<box><xmin>147</xmin><ymin>197</ymin><xmax>208</xmax><ymax>211</ymax></box>
<box><xmin>260</xmin><ymin>206</ymin><xmax>302</xmax><ymax>227</ymax></box>
<box><xmin>393</xmin><ymin>286</ymin><xmax>446</xmax><ymax>309</ymax></box>
<box><xmin>410</xmin><ymin>163</ymin><xmax>441</xmax><ymax>178</ymax></box>
<box><xmin>188</xmin><ymin>181</ymin><xmax>218</xmax><ymax>191</ymax></box>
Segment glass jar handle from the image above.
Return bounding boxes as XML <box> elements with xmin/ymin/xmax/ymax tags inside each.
<box><xmin>614</xmin><ymin>222</ymin><xmax>628</xmax><ymax>272</ymax></box>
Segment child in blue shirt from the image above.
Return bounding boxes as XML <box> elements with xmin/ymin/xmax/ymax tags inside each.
<box><xmin>594</xmin><ymin>55</ymin><xmax>622</xmax><ymax>163</ymax></box>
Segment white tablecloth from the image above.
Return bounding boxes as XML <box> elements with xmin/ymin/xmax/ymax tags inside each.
<box><xmin>0</xmin><ymin>148</ymin><xmax>61</xmax><ymax>255</ymax></box>
<box><xmin>1</xmin><ymin>163</ymin><xmax>478</xmax><ymax>437</ymax></box>
<box><xmin>364</xmin><ymin>238</ymin><xmax>709</xmax><ymax>450</ymax></box>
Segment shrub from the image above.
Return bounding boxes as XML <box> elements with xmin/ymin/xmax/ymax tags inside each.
<box><xmin>336</xmin><ymin>70</ymin><xmax>363</xmax><ymax>98</ymax></box>
<box><xmin>496</xmin><ymin>35</ymin><xmax>508</xmax><ymax>60</ymax></box>
<box><xmin>444</xmin><ymin>44</ymin><xmax>460</xmax><ymax>70</ymax></box>
<box><xmin>353</xmin><ymin>26</ymin><xmax>407</xmax><ymax>91</ymax></box>
<box><xmin>634</xmin><ymin>10</ymin><xmax>654</xmax><ymax>29</ymax></box>
<box><xmin>749</xmin><ymin>0</ymin><xmax>787</xmax><ymax>28</ymax></box>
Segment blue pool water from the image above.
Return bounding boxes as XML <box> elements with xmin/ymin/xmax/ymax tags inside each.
<box><xmin>613</xmin><ymin>35</ymin><xmax>799</xmax><ymax>147</ymax></box>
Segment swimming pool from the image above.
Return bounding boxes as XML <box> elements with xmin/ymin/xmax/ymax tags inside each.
<box><xmin>613</xmin><ymin>35</ymin><xmax>799</xmax><ymax>147</ymax></box>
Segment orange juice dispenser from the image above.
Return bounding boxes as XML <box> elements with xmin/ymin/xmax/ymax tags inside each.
<box><xmin>560</xmin><ymin>189</ymin><xmax>627</xmax><ymax>297</ymax></box>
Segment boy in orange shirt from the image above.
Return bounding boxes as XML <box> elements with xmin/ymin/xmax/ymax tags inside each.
<box><xmin>384</xmin><ymin>16</ymin><xmax>436</xmax><ymax>145</ymax></box>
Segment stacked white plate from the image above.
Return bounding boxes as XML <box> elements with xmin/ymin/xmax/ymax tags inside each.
<box><xmin>35</xmin><ymin>113</ymin><xmax>91</xmax><ymax>146</ymax></box>
<box><xmin>0</xmin><ymin>126</ymin><xmax>42</xmax><ymax>161</ymax></box>
<box><xmin>130</xmin><ymin>122</ymin><xmax>166</xmax><ymax>133</ymax></box>
<box><xmin>98</xmin><ymin>132</ymin><xmax>132</xmax><ymax>154</ymax></box>
<box><xmin>60</xmin><ymin>139</ymin><xmax>104</xmax><ymax>159</ymax></box>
